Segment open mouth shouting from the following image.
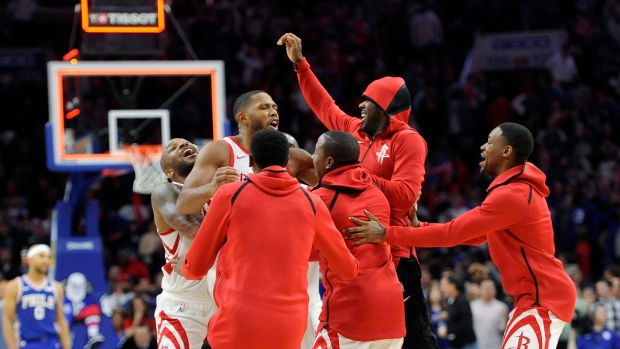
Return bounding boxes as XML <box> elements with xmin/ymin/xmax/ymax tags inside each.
<box><xmin>181</xmin><ymin>145</ymin><xmax>198</xmax><ymax>158</ymax></box>
<box><xmin>268</xmin><ymin>119</ymin><xmax>279</xmax><ymax>130</ymax></box>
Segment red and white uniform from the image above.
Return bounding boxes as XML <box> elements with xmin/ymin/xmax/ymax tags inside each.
<box><xmin>155</xmin><ymin>185</ymin><xmax>216</xmax><ymax>349</ymax></box>
<box><xmin>303</xmin><ymin>262</ymin><xmax>323</xmax><ymax>349</ymax></box>
<box><xmin>501</xmin><ymin>307</ymin><xmax>565</xmax><ymax>349</ymax></box>
<box><xmin>221</xmin><ymin>136</ymin><xmax>253</xmax><ymax>180</ymax></box>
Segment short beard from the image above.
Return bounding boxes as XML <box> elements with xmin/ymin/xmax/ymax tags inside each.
<box><xmin>176</xmin><ymin>161</ymin><xmax>195</xmax><ymax>178</ymax></box>
<box><xmin>362</xmin><ymin>120</ymin><xmax>379</xmax><ymax>137</ymax></box>
<box><xmin>250</xmin><ymin>118</ymin><xmax>267</xmax><ymax>133</ymax></box>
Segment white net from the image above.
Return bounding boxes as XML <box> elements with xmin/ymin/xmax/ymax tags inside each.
<box><xmin>127</xmin><ymin>145</ymin><xmax>167</xmax><ymax>194</ymax></box>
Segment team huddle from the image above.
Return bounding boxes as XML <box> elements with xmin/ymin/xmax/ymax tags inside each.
<box><xmin>1</xmin><ymin>33</ymin><xmax>576</xmax><ymax>349</ymax></box>
<box><xmin>151</xmin><ymin>33</ymin><xmax>577</xmax><ymax>349</ymax></box>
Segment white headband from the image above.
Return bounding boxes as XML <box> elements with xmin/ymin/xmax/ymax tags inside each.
<box><xmin>26</xmin><ymin>245</ymin><xmax>51</xmax><ymax>259</ymax></box>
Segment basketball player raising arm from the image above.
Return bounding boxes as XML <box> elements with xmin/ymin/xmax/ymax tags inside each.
<box><xmin>176</xmin><ymin>90</ymin><xmax>316</xmax><ymax>215</ymax></box>
<box><xmin>2</xmin><ymin>245</ymin><xmax>70</xmax><ymax>349</ymax></box>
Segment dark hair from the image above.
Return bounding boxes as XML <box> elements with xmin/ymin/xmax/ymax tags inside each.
<box><xmin>322</xmin><ymin>131</ymin><xmax>359</xmax><ymax>165</ymax></box>
<box><xmin>443</xmin><ymin>275</ymin><xmax>463</xmax><ymax>292</ymax></box>
<box><xmin>250</xmin><ymin>129</ymin><xmax>289</xmax><ymax>169</ymax></box>
<box><xmin>498</xmin><ymin>122</ymin><xmax>534</xmax><ymax>164</ymax></box>
<box><xmin>233</xmin><ymin>90</ymin><xmax>266</xmax><ymax>121</ymax></box>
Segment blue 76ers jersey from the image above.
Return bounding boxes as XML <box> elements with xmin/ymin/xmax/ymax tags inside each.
<box><xmin>17</xmin><ymin>277</ymin><xmax>59</xmax><ymax>341</ymax></box>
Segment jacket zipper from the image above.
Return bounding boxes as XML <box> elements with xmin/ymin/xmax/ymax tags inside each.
<box><xmin>323</xmin><ymin>269</ymin><xmax>334</xmax><ymax>329</ymax></box>
<box><xmin>521</xmin><ymin>247</ymin><xmax>541</xmax><ymax>306</ymax></box>
<box><xmin>360</xmin><ymin>138</ymin><xmax>375</xmax><ymax>163</ymax></box>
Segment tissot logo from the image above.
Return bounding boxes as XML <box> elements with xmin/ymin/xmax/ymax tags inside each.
<box><xmin>88</xmin><ymin>12</ymin><xmax>158</xmax><ymax>26</ymax></box>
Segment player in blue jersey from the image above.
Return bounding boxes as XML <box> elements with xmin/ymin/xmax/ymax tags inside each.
<box><xmin>2</xmin><ymin>245</ymin><xmax>70</xmax><ymax>349</ymax></box>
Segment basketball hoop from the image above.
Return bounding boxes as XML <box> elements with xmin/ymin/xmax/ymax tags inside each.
<box><xmin>125</xmin><ymin>145</ymin><xmax>166</xmax><ymax>194</ymax></box>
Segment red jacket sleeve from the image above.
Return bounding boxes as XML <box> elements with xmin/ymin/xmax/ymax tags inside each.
<box><xmin>311</xmin><ymin>198</ymin><xmax>359</xmax><ymax>280</ymax></box>
<box><xmin>370</xmin><ymin>133</ymin><xmax>427</xmax><ymax>224</ymax></box>
<box><xmin>181</xmin><ymin>189</ymin><xmax>232</xmax><ymax>280</ymax></box>
<box><xmin>386</xmin><ymin>187</ymin><xmax>526</xmax><ymax>247</ymax></box>
<box><xmin>295</xmin><ymin>58</ymin><xmax>360</xmax><ymax>133</ymax></box>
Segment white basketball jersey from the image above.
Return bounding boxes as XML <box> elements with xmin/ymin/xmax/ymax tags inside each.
<box><xmin>159</xmin><ymin>183</ymin><xmax>211</xmax><ymax>300</ymax></box>
<box><xmin>221</xmin><ymin>136</ymin><xmax>254</xmax><ymax>180</ymax></box>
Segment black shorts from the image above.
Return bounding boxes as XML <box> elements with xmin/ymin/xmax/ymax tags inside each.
<box><xmin>397</xmin><ymin>255</ymin><xmax>440</xmax><ymax>349</ymax></box>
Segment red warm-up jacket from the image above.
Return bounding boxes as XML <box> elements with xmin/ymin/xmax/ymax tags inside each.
<box><xmin>296</xmin><ymin>58</ymin><xmax>427</xmax><ymax>259</ymax></box>
<box><xmin>182</xmin><ymin>166</ymin><xmax>358</xmax><ymax>349</ymax></box>
<box><xmin>386</xmin><ymin>163</ymin><xmax>576</xmax><ymax>322</ymax></box>
<box><xmin>311</xmin><ymin>164</ymin><xmax>405</xmax><ymax>341</ymax></box>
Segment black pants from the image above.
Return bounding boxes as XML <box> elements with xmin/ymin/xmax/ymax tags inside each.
<box><xmin>397</xmin><ymin>255</ymin><xmax>440</xmax><ymax>349</ymax></box>
<box><xmin>201</xmin><ymin>340</ymin><xmax>212</xmax><ymax>349</ymax></box>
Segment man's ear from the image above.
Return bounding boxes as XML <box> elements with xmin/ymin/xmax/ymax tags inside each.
<box><xmin>237</xmin><ymin>111</ymin><xmax>248</xmax><ymax>125</ymax></box>
<box><xmin>164</xmin><ymin>168</ymin><xmax>174</xmax><ymax>179</ymax></box>
<box><xmin>249</xmin><ymin>154</ymin><xmax>259</xmax><ymax>173</ymax></box>
<box><xmin>326</xmin><ymin>157</ymin><xmax>335</xmax><ymax>170</ymax></box>
<box><xmin>503</xmin><ymin>145</ymin><xmax>513</xmax><ymax>159</ymax></box>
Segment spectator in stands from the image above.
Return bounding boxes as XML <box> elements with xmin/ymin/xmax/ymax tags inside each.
<box><xmin>547</xmin><ymin>43</ymin><xmax>579</xmax><ymax>87</ymax></box>
<box><xmin>110</xmin><ymin>307</ymin><xmax>127</xmax><ymax>347</ymax></box>
<box><xmin>119</xmin><ymin>322</ymin><xmax>156</xmax><ymax>349</ymax></box>
<box><xmin>427</xmin><ymin>283</ymin><xmax>450</xmax><ymax>349</ymax></box>
<box><xmin>576</xmin><ymin>305</ymin><xmax>620</xmax><ymax>349</ymax></box>
<box><xmin>123</xmin><ymin>296</ymin><xmax>156</xmax><ymax>336</ymax></box>
<box><xmin>408</xmin><ymin>3</ymin><xmax>443</xmax><ymax>50</ymax></box>
<box><xmin>117</xmin><ymin>249</ymin><xmax>151</xmax><ymax>284</ymax></box>
<box><xmin>593</xmin><ymin>279</ymin><xmax>620</xmax><ymax>331</ymax></box>
<box><xmin>439</xmin><ymin>276</ymin><xmax>477</xmax><ymax>349</ymax></box>
<box><xmin>0</xmin><ymin>248</ymin><xmax>19</xmax><ymax>281</ymax></box>
<box><xmin>99</xmin><ymin>273</ymin><xmax>135</xmax><ymax>318</ymax></box>
<box><xmin>137</xmin><ymin>222</ymin><xmax>164</xmax><ymax>279</ymax></box>
<box><xmin>470</xmin><ymin>280</ymin><xmax>508</xmax><ymax>349</ymax></box>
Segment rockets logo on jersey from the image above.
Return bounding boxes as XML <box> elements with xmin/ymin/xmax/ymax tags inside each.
<box><xmin>376</xmin><ymin>144</ymin><xmax>390</xmax><ymax>164</ymax></box>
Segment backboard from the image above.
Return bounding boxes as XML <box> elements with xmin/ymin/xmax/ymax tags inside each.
<box><xmin>46</xmin><ymin>60</ymin><xmax>226</xmax><ymax>171</ymax></box>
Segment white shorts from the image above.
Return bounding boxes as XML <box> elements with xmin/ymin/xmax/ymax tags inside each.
<box><xmin>155</xmin><ymin>291</ymin><xmax>217</xmax><ymax>349</ymax></box>
<box><xmin>312</xmin><ymin>326</ymin><xmax>403</xmax><ymax>349</ymax></box>
<box><xmin>302</xmin><ymin>262</ymin><xmax>323</xmax><ymax>349</ymax></box>
<box><xmin>501</xmin><ymin>307</ymin><xmax>566</xmax><ymax>349</ymax></box>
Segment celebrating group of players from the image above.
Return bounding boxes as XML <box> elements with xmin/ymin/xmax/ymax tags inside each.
<box><xmin>2</xmin><ymin>33</ymin><xmax>577</xmax><ymax>349</ymax></box>
<box><xmin>151</xmin><ymin>33</ymin><xmax>577</xmax><ymax>349</ymax></box>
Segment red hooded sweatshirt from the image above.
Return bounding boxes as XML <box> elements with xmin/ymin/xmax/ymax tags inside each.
<box><xmin>295</xmin><ymin>58</ymin><xmax>427</xmax><ymax>259</ymax></box>
<box><xmin>182</xmin><ymin>166</ymin><xmax>358</xmax><ymax>349</ymax></box>
<box><xmin>386</xmin><ymin>163</ymin><xmax>576</xmax><ymax>322</ymax></box>
<box><xmin>311</xmin><ymin>164</ymin><xmax>405</xmax><ymax>341</ymax></box>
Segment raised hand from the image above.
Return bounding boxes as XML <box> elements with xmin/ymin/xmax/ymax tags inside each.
<box><xmin>277</xmin><ymin>33</ymin><xmax>304</xmax><ymax>63</ymax></box>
